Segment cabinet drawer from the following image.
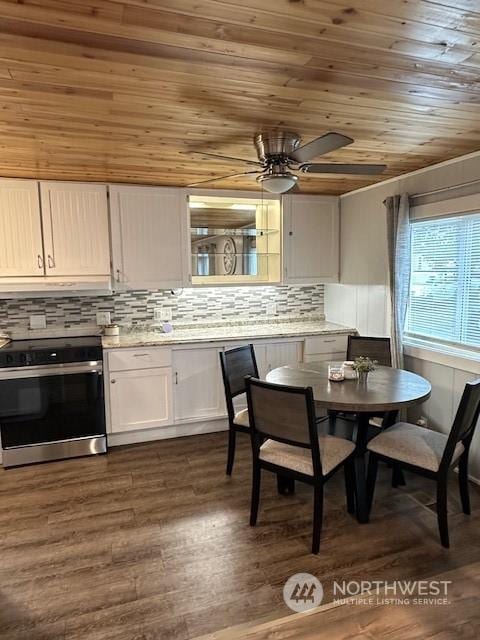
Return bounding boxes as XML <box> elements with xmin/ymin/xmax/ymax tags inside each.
<box><xmin>303</xmin><ymin>352</ymin><xmax>346</xmax><ymax>364</ymax></box>
<box><xmin>108</xmin><ymin>348</ymin><xmax>172</xmax><ymax>371</ymax></box>
<box><xmin>304</xmin><ymin>334</ymin><xmax>348</xmax><ymax>355</ymax></box>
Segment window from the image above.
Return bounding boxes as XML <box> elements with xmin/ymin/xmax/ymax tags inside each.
<box><xmin>406</xmin><ymin>212</ymin><xmax>480</xmax><ymax>350</ymax></box>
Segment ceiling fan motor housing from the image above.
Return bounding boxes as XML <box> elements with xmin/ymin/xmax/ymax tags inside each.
<box><xmin>254</xmin><ymin>132</ymin><xmax>301</xmax><ymax>163</ymax></box>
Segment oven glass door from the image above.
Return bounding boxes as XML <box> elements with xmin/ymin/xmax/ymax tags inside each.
<box><xmin>0</xmin><ymin>367</ymin><xmax>105</xmax><ymax>449</ymax></box>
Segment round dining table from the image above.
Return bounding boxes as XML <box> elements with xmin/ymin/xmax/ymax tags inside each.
<box><xmin>266</xmin><ymin>362</ymin><xmax>431</xmax><ymax>523</ymax></box>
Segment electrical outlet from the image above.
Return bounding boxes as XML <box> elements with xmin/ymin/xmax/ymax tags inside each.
<box><xmin>266</xmin><ymin>303</ymin><xmax>277</xmax><ymax>316</ymax></box>
<box><xmin>154</xmin><ymin>307</ymin><xmax>173</xmax><ymax>322</ymax></box>
<box><xmin>30</xmin><ymin>315</ymin><xmax>46</xmax><ymax>330</ymax></box>
<box><xmin>96</xmin><ymin>311</ymin><xmax>111</xmax><ymax>326</ymax></box>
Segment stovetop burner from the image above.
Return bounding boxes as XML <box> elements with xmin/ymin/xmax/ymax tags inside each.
<box><xmin>0</xmin><ymin>336</ymin><xmax>102</xmax><ymax>368</ymax></box>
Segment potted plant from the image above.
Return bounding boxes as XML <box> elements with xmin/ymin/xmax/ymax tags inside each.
<box><xmin>352</xmin><ymin>356</ymin><xmax>377</xmax><ymax>384</ymax></box>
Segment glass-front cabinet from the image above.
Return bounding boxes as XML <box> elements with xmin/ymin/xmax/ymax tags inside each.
<box><xmin>189</xmin><ymin>194</ymin><xmax>281</xmax><ymax>285</ymax></box>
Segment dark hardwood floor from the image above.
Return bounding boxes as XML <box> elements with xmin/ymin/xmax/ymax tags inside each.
<box><xmin>203</xmin><ymin>560</ymin><xmax>480</xmax><ymax>640</ymax></box>
<box><xmin>0</xmin><ymin>430</ymin><xmax>479</xmax><ymax>640</ymax></box>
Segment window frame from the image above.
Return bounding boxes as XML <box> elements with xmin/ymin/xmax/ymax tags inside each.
<box><xmin>404</xmin><ymin>207</ymin><xmax>480</xmax><ymax>360</ymax></box>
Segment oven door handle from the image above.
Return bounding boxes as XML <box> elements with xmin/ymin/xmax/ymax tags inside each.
<box><xmin>0</xmin><ymin>363</ymin><xmax>103</xmax><ymax>379</ymax></box>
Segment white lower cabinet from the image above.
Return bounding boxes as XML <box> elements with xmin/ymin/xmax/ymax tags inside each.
<box><xmin>109</xmin><ymin>368</ymin><xmax>173</xmax><ymax>433</ymax></box>
<box><xmin>224</xmin><ymin>340</ymin><xmax>301</xmax><ymax>379</ymax></box>
<box><xmin>265</xmin><ymin>341</ymin><xmax>301</xmax><ymax>373</ymax></box>
<box><xmin>105</xmin><ymin>334</ymin><xmax>349</xmax><ymax>439</ymax></box>
<box><xmin>173</xmin><ymin>347</ymin><xmax>226</xmax><ymax>421</ymax></box>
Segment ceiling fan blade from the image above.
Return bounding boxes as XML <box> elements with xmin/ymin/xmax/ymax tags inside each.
<box><xmin>290</xmin><ymin>132</ymin><xmax>354</xmax><ymax>163</ymax></box>
<box><xmin>188</xmin><ymin>150</ymin><xmax>262</xmax><ymax>166</ymax></box>
<box><xmin>300</xmin><ymin>163</ymin><xmax>386</xmax><ymax>175</ymax></box>
<box><xmin>188</xmin><ymin>170</ymin><xmax>260</xmax><ymax>187</ymax></box>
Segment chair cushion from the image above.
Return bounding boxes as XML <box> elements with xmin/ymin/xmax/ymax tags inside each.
<box><xmin>259</xmin><ymin>435</ymin><xmax>355</xmax><ymax>477</ymax></box>
<box><xmin>233</xmin><ymin>408</ymin><xmax>250</xmax><ymax>428</ymax></box>
<box><xmin>367</xmin><ymin>422</ymin><xmax>464</xmax><ymax>472</ymax></box>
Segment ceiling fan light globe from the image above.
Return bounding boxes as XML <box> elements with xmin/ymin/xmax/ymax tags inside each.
<box><xmin>256</xmin><ymin>173</ymin><xmax>298</xmax><ymax>194</ymax></box>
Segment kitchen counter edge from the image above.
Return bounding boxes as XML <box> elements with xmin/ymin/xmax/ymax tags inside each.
<box><xmin>102</xmin><ymin>322</ymin><xmax>356</xmax><ymax>349</ymax></box>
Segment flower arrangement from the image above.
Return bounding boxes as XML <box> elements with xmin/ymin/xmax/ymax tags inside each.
<box><xmin>352</xmin><ymin>357</ymin><xmax>377</xmax><ymax>373</ymax></box>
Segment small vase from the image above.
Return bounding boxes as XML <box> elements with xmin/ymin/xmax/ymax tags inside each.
<box><xmin>358</xmin><ymin>370</ymin><xmax>369</xmax><ymax>385</ymax></box>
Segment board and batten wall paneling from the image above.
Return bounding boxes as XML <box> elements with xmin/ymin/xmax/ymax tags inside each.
<box><xmin>405</xmin><ymin>356</ymin><xmax>480</xmax><ymax>483</ymax></box>
<box><xmin>323</xmin><ymin>151</ymin><xmax>480</xmax><ymax>484</ymax></box>
<box><xmin>326</xmin><ymin>151</ymin><xmax>480</xmax><ymax>335</ymax></box>
<box><xmin>324</xmin><ymin>284</ymin><xmax>389</xmax><ymax>337</ymax></box>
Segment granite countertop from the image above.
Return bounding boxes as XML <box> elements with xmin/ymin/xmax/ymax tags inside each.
<box><xmin>102</xmin><ymin>316</ymin><xmax>355</xmax><ymax>349</ymax></box>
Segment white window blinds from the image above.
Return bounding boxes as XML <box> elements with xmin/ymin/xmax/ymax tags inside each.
<box><xmin>406</xmin><ymin>212</ymin><xmax>480</xmax><ymax>349</ymax></box>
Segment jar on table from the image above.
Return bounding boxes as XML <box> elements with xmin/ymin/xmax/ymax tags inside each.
<box><xmin>328</xmin><ymin>363</ymin><xmax>344</xmax><ymax>382</ymax></box>
<box><xmin>342</xmin><ymin>361</ymin><xmax>357</xmax><ymax>380</ymax></box>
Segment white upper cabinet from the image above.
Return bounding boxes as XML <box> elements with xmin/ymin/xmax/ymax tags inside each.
<box><xmin>110</xmin><ymin>185</ymin><xmax>189</xmax><ymax>290</ymax></box>
<box><xmin>282</xmin><ymin>194</ymin><xmax>339</xmax><ymax>284</ymax></box>
<box><xmin>0</xmin><ymin>179</ymin><xmax>44</xmax><ymax>277</ymax></box>
<box><xmin>39</xmin><ymin>182</ymin><xmax>110</xmax><ymax>277</ymax></box>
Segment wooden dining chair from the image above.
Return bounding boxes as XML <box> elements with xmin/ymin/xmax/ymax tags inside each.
<box><xmin>366</xmin><ymin>379</ymin><xmax>480</xmax><ymax>548</ymax></box>
<box><xmin>219</xmin><ymin>344</ymin><xmax>259</xmax><ymax>475</ymax></box>
<box><xmin>246</xmin><ymin>376</ymin><xmax>356</xmax><ymax>554</ymax></box>
<box><xmin>347</xmin><ymin>335</ymin><xmax>398</xmax><ymax>433</ymax></box>
<box><xmin>329</xmin><ymin>336</ymin><xmax>395</xmax><ymax>434</ymax></box>
<box><xmin>347</xmin><ymin>335</ymin><xmax>392</xmax><ymax>367</ymax></box>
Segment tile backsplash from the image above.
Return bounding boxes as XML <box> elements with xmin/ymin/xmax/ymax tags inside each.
<box><xmin>0</xmin><ymin>285</ymin><xmax>324</xmax><ymax>331</ymax></box>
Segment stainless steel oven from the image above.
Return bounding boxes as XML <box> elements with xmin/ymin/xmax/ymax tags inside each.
<box><xmin>0</xmin><ymin>337</ymin><xmax>106</xmax><ymax>468</ymax></box>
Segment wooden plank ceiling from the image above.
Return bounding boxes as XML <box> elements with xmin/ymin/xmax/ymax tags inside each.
<box><xmin>0</xmin><ymin>0</ymin><xmax>480</xmax><ymax>194</ymax></box>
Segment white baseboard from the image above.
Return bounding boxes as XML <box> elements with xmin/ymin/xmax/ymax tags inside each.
<box><xmin>453</xmin><ymin>466</ymin><xmax>480</xmax><ymax>486</ymax></box>
<box><xmin>469</xmin><ymin>474</ymin><xmax>480</xmax><ymax>486</ymax></box>
<box><xmin>107</xmin><ymin>418</ymin><xmax>229</xmax><ymax>447</ymax></box>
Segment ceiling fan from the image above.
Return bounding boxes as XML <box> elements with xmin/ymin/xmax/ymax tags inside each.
<box><xmin>188</xmin><ymin>131</ymin><xmax>386</xmax><ymax>193</ymax></box>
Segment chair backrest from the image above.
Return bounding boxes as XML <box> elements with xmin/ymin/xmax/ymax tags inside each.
<box><xmin>245</xmin><ymin>377</ymin><xmax>322</xmax><ymax>476</ymax></box>
<box><xmin>441</xmin><ymin>379</ymin><xmax>480</xmax><ymax>469</ymax></box>
<box><xmin>347</xmin><ymin>335</ymin><xmax>392</xmax><ymax>367</ymax></box>
<box><xmin>219</xmin><ymin>345</ymin><xmax>259</xmax><ymax>420</ymax></box>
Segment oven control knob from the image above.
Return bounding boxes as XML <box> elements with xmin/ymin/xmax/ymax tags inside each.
<box><xmin>20</xmin><ymin>353</ymin><xmax>32</xmax><ymax>365</ymax></box>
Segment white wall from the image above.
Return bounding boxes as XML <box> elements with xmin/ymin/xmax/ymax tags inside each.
<box><xmin>325</xmin><ymin>284</ymin><xmax>389</xmax><ymax>337</ymax></box>
<box><xmin>325</xmin><ymin>151</ymin><xmax>480</xmax><ymax>481</ymax></box>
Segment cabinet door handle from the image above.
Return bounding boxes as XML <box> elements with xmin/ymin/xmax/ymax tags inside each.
<box><xmin>288</xmin><ymin>231</ymin><xmax>293</xmax><ymax>236</ymax></box>
<box><xmin>323</xmin><ymin>339</ymin><xmax>336</xmax><ymax>343</ymax></box>
<box><xmin>133</xmin><ymin>353</ymin><xmax>150</xmax><ymax>357</ymax></box>
<box><xmin>111</xmin><ymin>379</ymin><xmax>116</xmax><ymax>384</ymax></box>
<box><xmin>116</xmin><ymin>269</ymin><xmax>121</xmax><ymax>283</ymax></box>
<box><xmin>47</xmin><ymin>254</ymin><xmax>56</xmax><ymax>269</ymax></box>
<box><xmin>37</xmin><ymin>254</ymin><xmax>44</xmax><ymax>269</ymax></box>
<box><xmin>175</xmin><ymin>372</ymin><xmax>178</xmax><ymax>385</ymax></box>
